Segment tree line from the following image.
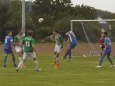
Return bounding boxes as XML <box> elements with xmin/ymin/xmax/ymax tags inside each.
<box><xmin>0</xmin><ymin>0</ymin><xmax>115</xmax><ymax>42</ymax></box>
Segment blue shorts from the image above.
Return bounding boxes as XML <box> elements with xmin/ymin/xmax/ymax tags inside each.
<box><xmin>70</xmin><ymin>43</ymin><xmax>77</xmax><ymax>49</ymax></box>
<box><xmin>4</xmin><ymin>48</ymin><xmax>13</xmax><ymax>54</ymax></box>
<box><xmin>102</xmin><ymin>49</ymin><xmax>111</xmax><ymax>56</ymax></box>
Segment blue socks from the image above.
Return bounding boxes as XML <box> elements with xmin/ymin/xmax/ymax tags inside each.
<box><xmin>3</xmin><ymin>56</ymin><xmax>7</xmax><ymax>67</ymax></box>
<box><xmin>107</xmin><ymin>56</ymin><xmax>113</xmax><ymax>65</ymax></box>
<box><xmin>99</xmin><ymin>56</ymin><xmax>113</xmax><ymax>66</ymax></box>
<box><xmin>64</xmin><ymin>49</ymin><xmax>72</xmax><ymax>59</ymax></box>
<box><xmin>3</xmin><ymin>54</ymin><xmax>17</xmax><ymax>67</ymax></box>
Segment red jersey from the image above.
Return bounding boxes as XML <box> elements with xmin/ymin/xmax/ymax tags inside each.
<box><xmin>99</xmin><ymin>37</ymin><xmax>105</xmax><ymax>49</ymax></box>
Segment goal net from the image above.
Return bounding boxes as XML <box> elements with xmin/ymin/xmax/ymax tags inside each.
<box><xmin>70</xmin><ymin>19</ymin><xmax>115</xmax><ymax>57</ymax></box>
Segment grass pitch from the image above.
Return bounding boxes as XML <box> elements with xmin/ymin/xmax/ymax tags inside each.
<box><xmin>0</xmin><ymin>54</ymin><xmax>115</xmax><ymax>86</ymax></box>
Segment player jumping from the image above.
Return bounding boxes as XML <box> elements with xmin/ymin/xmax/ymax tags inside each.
<box><xmin>16</xmin><ymin>31</ymin><xmax>41</xmax><ymax>72</ymax></box>
<box><xmin>63</xmin><ymin>31</ymin><xmax>77</xmax><ymax>60</ymax></box>
<box><xmin>50</xmin><ymin>30</ymin><xmax>63</xmax><ymax>68</ymax></box>
<box><xmin>3</xmin><ymin>31</ymin><xmax>17</xmax><ymax>67</ymax></box>
<box><xmin>97</xmin><ymin>32</ymin><xmax>115</xmax><ymax>68</ymax></box>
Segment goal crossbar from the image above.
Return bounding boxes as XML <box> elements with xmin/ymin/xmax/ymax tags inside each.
<box><xmin>71</xmin><ymin>19</ymin><xmax>115</xmax><ymax>22</ymax></box>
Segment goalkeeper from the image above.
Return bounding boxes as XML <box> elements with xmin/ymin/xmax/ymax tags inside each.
<box><xmin>99</xmin><ymin>32</ymin><xmax>105</xmax><ymax>56</ymax></box>
<box><xmin>97</xmin><ymin>32</ymin><xmax>115</xmax><ymax>68</ymax></box>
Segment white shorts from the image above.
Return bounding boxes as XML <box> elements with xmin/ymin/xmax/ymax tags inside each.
<box><xmin>15</xmin><ymin>46</ymin><xmax>22</xmax><ymax>53</ymax></box>
<box><xmin>23</xmin><ymin>52</ymin><xmax>37</xmax><ymax>60</ymax></box>
<box><xmin>54</xmin><ymin>44</ymin><xmax>62</xmax><ymax>53</ymax></box>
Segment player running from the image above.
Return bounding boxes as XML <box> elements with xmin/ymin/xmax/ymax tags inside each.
<box><xmin>97</xmin><ymin>32</ymin><xmax>115</xmax><ymax>68</ymax></box>
<box><xmin>3</xmin><ymin>31</ymin><xmax>17</xmax><ymax>67</ymax></box>
<box><xmin>50</xmin><ymin>30</ymin><xmax>63</xmax><ymax>68</ymax></box>
<box><xmin>14</xmin><ymin>32</ymin><xmax>25</xmax><ymax>63</ymax></box>
<box><xmin>16</xmin><ymin>31</ymin><xmax>41</xmax><ymax>72</ymax></box>
<box><xmin>63</xmin><ymin>31</ymin><xmax>77</xmax><ymax>60</ymax></box>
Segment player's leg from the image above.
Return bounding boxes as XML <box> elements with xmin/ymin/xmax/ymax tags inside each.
<box><xmin>68</xmin><ymin>49</ymin><xmax>72</xmax><ymax>59</ymax></box>
<box><xmin>16</xmin><ymin>53</ymin><xmax>26</xmax><ymax>72</ymax></box>
<box><xmin>54</xmin><ymin>45</ymin><xmax>58</xmax><ymax>64</ymax></box>
<box><xmin>106</xmin><ymin>50</ymin><xmax>114</xmax><ymax>66</ymax></box>
<box><xmin>63</xmin><ymin>44</ymin><xmax>72</xmax><ymax>60</ymax></box>
<box><xmin>55</xmin><ymin>53</ymin><xmax>61</xmax><ymax>68</ymax></box>
<box><xmin>17</xmin><ymin>52</ymin><xmax>23</xmax><ymax>62</ymax></box>
<box><xmin>15</xmin><ymin>46</ymin><xmax>23</xmax><ymax>61</ymax></box>
<box><xmin>3</xmin><ymin>49</ymin><xmax>10</xmax><ymax>67</ymax></box>
<box><xmin>55</xmin><ymin>51</ymin><xmax>61</xmax><ymax>68</ymax></box>
<box><xmin>97</xmin><ymin>50</ymin><xmax>106</xmax><ymax>67</ymax></box>
<box><xmin>54</xmin><ymin>45</ymin><xmax>61</xmax><ymax>68</ymax></box>
<box><xmin>32</xmin><ymin>52</ymin><xmax>41</xmax><ymax>71</ymax></box>
<box><xmin>11</xmin><ymin>52</ymin><xmax>17</xmax><ymax>67</ymax></box>
<box><xmin>3</xmin><ymin>53</ymin><xmax>8</xmax><ymax>67</ymax></box>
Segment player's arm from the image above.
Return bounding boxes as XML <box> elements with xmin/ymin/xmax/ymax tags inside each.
<box><xmin>59</xmin><ymin>35</ymin><xmax>64</xmax><ymax>48</ymax></box>
<box><xmin>66</xmin><ymin>33</ymin><xmax>71</xmax><ymax>43</ymax></box>
<box><xmin>10</xmin><ymin>37</ymin><xmax>15</xmax><ymax>47</ymax></box>
<box><xmin>50</xmin><ymin>34</ymin><xmax>55</xmax><ymax>42</ymax></box>
<box><xmin>13</xmin><ymin>36</ymin><xmax>20</xmax><ymax>46</ymax></box>
<box><xmin>99</xmin><ymin>38</ymin><xmax>103</xmax><ymax>48</ymax></box>
<box><xmin>41</xmin><ymin>34</ymin><xmax>54</xmax><ymax>42</ymax></box>
<box><xmin>70</xmin><ymin>31</ymin><xmax>76</xmax><ymax>38</ymax></box>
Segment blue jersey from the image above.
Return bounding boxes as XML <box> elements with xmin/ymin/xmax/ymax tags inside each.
<box><xmin>4</xmin><ymin>35</ymin><xmax>13</xmax><ymax>49</ymax></box>
<box><xmin>68</xmin><ymin>34</ymin><xmax>77</xmax><ymax>44</ymax></box>
<box><xmin>104</xmin><ymin>37</ymin><xmax>111</xmax><ymax>50</ymax></box>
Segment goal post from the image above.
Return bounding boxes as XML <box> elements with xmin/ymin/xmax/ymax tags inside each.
<box><xmin>21</xmin><ymin>0</ymin><xmax>26</xmax><ymax>34</ymax></box>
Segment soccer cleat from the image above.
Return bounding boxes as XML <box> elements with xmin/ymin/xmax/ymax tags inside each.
<box><xmin>54</xmin><ymin>63</ymin><xmax>60</xmax><ymax>69</ymax></box>
<box><xmin>35</xmin><ymin>68</ymin><xmax>42</xmax><ymax>72</ymax></box>
<box><xmin>3</xmin><ymin>65</ymin><xmax>7</xmax><ymax>68</ymax></box>
<box><xmin>56</xmin><ymin>63</ymin><xmax>60</xmax><ymax>68</ymax></box>
<box><xmin>16</xmin><ymin>68</ymin><xmax>19</xmax><ymax>72</ymax></box>
<box><xmin>96</xmin><ymin>65</ymin><xmax>103</xmax><ymax>68</ymax></box>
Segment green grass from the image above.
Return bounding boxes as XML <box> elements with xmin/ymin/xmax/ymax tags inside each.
<box><xmin>0</xmin><ymin>54</ymin><xmax>115</xmax><ymax>86</ymax></box>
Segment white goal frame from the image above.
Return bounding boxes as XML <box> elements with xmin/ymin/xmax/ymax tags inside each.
<box><xmin>70</xmin><ymin>19</ymin><xmax>115</xmax><ymax>56</ymax></box>
<box><xmin>70</xmin><ymin>19</ymin><xmax>115</xmax><ymax>31</ymax></box>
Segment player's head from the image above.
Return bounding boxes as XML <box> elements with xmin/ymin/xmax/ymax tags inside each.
<box><xmin>7</xmin><ymin>31</ymin><xmax>13</xmax><ymax>36</ymax></box>
<box><xmin>27</xmin><ymin>30</ymin><xmax>33</xmax><ymax>37</ymax></box>
<box><xmin>19</xmin><ymin>31</ymin><xmax>23</xmax><ymax>35</ymax></box>
<box><xmin>104</xmin><ymin>32</ymin><xmax>108</xmax><ymax>37</ymax></box>
<box><xmin>53</xmin><ymin>30</ymin><xmax>59</xmax><ymax>35</ymax></box>
<box><xmin>66</xmin><ymin>30</ymin><xmax>72</xmax><ymax>35</ymax></box>
<box><xmin>100</xmin><ymin>32</ymin><xmax>105</xmax><ymax>38</ymax></box>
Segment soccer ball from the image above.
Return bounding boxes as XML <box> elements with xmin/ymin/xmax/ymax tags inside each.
<box><xmin>38</xmin><ymin>18</ymin><xmax>44</xmax><ymax>23</ymax></box>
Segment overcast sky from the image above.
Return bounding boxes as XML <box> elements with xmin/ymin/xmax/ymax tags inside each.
<box><xmin>71</xmin><ymin>0</ymin><xmax>115</xmax><ymax>13</ymax></box>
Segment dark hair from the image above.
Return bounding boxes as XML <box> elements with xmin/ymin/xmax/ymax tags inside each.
<box><xmin>104</xmin><ymin>32</ymin><xmax>108</xmax><ymax>36</ymax></box>
<box><xmin>27</xmin><ymin>30</ymin><xmax>33</xmax><ymax>36</ymax></box>
<box><xmin>53</xmin><ymin>30</ymin><xmax>59</xmax><ymax>33</ymax></box>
